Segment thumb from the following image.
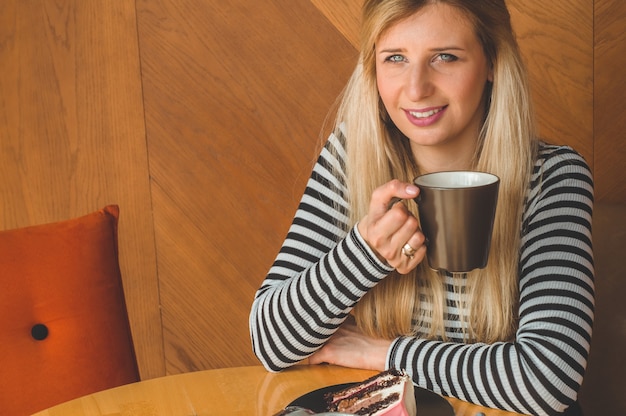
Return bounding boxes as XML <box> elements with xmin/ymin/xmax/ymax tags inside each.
<box><xmin>370</xmin><ymin>180</ymin><xmax>419</xmax><ymax>218</ymax></box>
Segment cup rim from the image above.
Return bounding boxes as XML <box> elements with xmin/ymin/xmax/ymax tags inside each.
<box><xmin>413</xmin><ymin>170</ymin><xmax>499</xmax><ymax>189</ymax></box>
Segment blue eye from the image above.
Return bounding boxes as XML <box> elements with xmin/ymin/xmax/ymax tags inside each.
<box><xmin>438</xmin><ymin>53</ymin><xmax>458</xmax><ymax>62</ymax></box>
<box><xmin>385</xmin><ymin>54</ymin><xmax>406</xmax><ymax>63</ymax></box>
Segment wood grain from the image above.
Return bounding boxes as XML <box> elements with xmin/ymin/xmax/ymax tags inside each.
<box><xmin>593</xmin><ymin>0</ymin><xmax>626</xmax><ymax>202</ymax></box>
<box><xmin>0</xmin><ymin>0</ymin><xmax>164</xmax><ymax>379</ymax></box>
<box><xmin>578</xmin><ymin>203</ymin><xmax>626</xmax><ymax>415</ymax></box>
<box><xmin>508</xmin><ymin>0</ymin><xmax>593</xmax><ymax>165</ymax></box>
<box><xmin>135</xmin><ymin>0</ymin><xmax>357</xmax><ymax>373</ymax></box>
<box><xmin>32</xmin><ymin>365</ymin><xmax>525</xmax><ymax>416</ymax></box>
<box><xmin>310</xmin><ymin>0</ymin><xmax>363</xmax><ymax>48</ymax></box>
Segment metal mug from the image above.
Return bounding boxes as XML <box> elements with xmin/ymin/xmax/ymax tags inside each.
<box><xmin>413</xmin><ymin>171</ymin><xmax>499</xmax><ymax>273</ymax></box>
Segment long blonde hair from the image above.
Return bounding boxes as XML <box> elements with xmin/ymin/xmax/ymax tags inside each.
<box><xmin>334</xmin><ymin>0</ymin><xmax>537</xmax><ymax>343</ymax></box>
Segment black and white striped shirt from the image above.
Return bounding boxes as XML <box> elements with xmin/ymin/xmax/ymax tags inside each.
<box><xmin>249</xmin><ymin>133</ymin><xmax>594</xmax><ymax>416</ymax></box>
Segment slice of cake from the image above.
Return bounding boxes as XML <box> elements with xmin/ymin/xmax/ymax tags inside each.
<box><xmin>325</xmin><ymin>369</ymin><xmax>417</xmax><ymax>416</ymax></box>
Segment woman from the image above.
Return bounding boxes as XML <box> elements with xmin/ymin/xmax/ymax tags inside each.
<box><xmin>249</xmin><ymin>1</ymin><xmax>594</xmax><ymax>415</ymax></box>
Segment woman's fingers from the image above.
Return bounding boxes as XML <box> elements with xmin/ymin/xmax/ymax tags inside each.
<box><xmin>358</xmin><ymin>180</ymin><xmax>426</xmax><ymax>272</ymax></box>
<box><xmin>368</xmin><ymin>180</ymin><xmax>419</xmax><ymax>220</ymax></box>
<box><xmin>395</xmin><ymin>232</ymin><xmax>427</xmax><ymax>274</ymax></box>
<box><xmin>308</xmin><ymin>324</ymin><xmax>391</xmax><ymax>371</ymax></box>
<box><xmin>372</xmin><ymin>202</ymin><xmax>417</xmax><ymax>256</ymax></box>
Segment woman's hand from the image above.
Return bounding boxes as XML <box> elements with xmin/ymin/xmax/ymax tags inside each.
<box><xmin>357</xmin><ymin>180</ymin><xmax>427</xmax><ymax>274</ymax></box>
<box><xmin>308</xmin><ymin>322</ymin><xmax>392</xmax><ymax>371</ymax></box>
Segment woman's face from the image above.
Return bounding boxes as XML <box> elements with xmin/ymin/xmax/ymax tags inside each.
<box><xmin>375</xmin><ymin>3</ymin><xmax>492</xmax><ymax>167</ymax></box>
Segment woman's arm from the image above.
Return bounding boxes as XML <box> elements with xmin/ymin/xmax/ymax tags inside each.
<box><xmin>388</xmin><ymin>145</ymin><xmax>594</xmax><ymax>416</ymax></box>
<box><xmin>249</xmin><ymin>133</ymin><xmax>394</xmax><ymax>371</ymax></box>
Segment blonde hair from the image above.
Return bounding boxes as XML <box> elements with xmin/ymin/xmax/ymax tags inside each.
<box><xmin>333</xmin><ymin>0</ymin><xmax>537</xmax><ymax>343</ymax></box>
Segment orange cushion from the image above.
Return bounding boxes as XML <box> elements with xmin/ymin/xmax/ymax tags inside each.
<box><xmin>0</xmin><ymin>206</ymin><xmax>139</xmax><ymax>415</ymax></box>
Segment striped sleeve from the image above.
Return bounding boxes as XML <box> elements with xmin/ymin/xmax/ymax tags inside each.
<box><xmin>387</xmin><ymin>144</ymin><xmax>594</xmax><ymax>416</ymax></box>
<box><xmin>249</xmin><ymin>132</ymin><xmax>394</xmax><ymax>372</ymax></box>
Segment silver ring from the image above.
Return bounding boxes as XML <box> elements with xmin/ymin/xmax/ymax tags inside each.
<box><xmin>402</xmin><ymin>243</ymin><xmax>416</xmax><ymax>258</ymax></box>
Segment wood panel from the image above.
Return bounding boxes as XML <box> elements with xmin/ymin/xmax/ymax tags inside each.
<box><xmin>579</xmin><ymin>203</ymin><xmax>626</xmax><ymax>415</ymax></box>
<box><xmin>593</xmin><ymin>0</ymin><xmax>626</xmax><ymax>202</ymax></box>
<box><xmin>508</xmin><ymin>0</ymin><xmax>593</xmax><ymax>165</ymax></box>
<box><xmin>135</xmin><ymin>0</ymin><xmax>357</xmax><ymax>374</ymax></box>
<box><xmin>310</xmin><ymin>0</ymin><xmax>362</xmax><ymax>48</ymax></box>
<box><xmin>0</xmin><ymin>0</ymin><xmax>164</xmax><ymax>379</ymax></box>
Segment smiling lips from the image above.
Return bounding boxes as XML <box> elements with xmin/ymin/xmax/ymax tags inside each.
<box><xmin>405</xmin><ymin>106</ymin><xmax>447</xmax><ymax>127</ymax></box>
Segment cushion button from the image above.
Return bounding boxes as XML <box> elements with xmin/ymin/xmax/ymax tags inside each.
<box><xmin>31</xmin><ymin>323</ymin><xmax>49</xmax><ymax>341</ymax></box>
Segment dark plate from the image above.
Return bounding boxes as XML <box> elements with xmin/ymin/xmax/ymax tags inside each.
<box><xmin>288</xmin><ymin>382</ymin><xmax>454</xmax><ymax>416</ymax></box>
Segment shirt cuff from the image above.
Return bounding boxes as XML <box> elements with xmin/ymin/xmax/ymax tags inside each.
<box><xmin>352</xmin><ymin>221</ymin><xmax>394</xmax><ymax>273</ymax></box>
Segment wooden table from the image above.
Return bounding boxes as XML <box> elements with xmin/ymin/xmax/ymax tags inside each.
<box><xmin>32</xmin><ymin>365</ymin><xmax>525</xmax><ymax>416</ymax></box>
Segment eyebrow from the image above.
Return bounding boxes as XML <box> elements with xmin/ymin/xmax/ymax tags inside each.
<box><xmin>432</xmin><ymin>46</ymin><xmax>465</xmax><ymax>52</ymax></box>
<box><xmin>378</xmin><ymin>46</ymin><xmax>465</xmax><ymax>54</ymax></box>
<box><xmin>378</xmin><ymin>48</ymin><xmax>405</xmax><ymax>54</ymax></box>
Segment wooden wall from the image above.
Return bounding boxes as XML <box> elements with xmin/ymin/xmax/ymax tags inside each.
<box><xmin>594</xmin><ymin>0</ymin><xmax>626</xmax><ymax>201</ymax></box>
<box><xmin>1</xmin><ymin>0</ymin><xmax>624</xmax><ymax>394</ymax></box>
<box><xmin>134</xmin><ymin>0</ymin><xmax>356</xmax><ymax>374</ymax></box>
<box><xmin>1</xmin><ymin>0</ymin><xmax>164</xmax><ymax>378</ymax></box>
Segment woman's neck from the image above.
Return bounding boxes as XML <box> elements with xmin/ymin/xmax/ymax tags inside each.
<box><xmin>411</xmin><ymin>143</ymin><xmax>476</xmax><ymax>174</ymax></box>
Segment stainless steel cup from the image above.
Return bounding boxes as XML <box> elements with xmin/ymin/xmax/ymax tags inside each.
<box><xmin>413</xmin><ymin>171</ymin><xmax>499</xmax><ymax>273</ymax></box>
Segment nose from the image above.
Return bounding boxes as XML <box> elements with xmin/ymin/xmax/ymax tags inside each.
<box><xmin>407</xmin><ymin>63</ymin><xmax>434</xmax><ymax>101</ymax></box>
